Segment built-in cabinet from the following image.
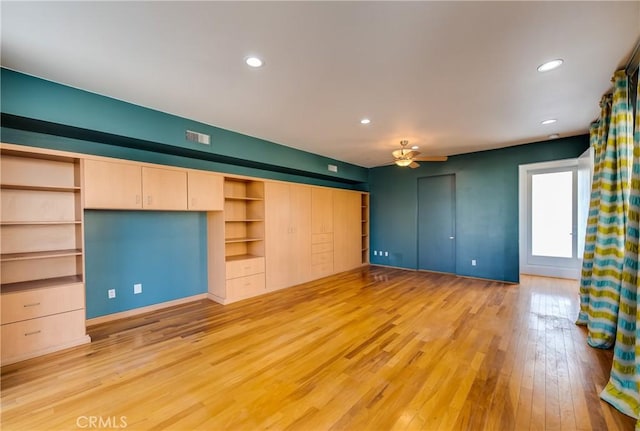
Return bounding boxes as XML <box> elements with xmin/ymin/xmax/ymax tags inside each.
<box><xmin>0</xmin><ymin>145</ymin><xmax>90</xmax><ymax>365</ymax></box>
<box><xmin>265</xmin><ymin>182</ymin><xmax>312</xmax><ymax>290</ymax></box>
<box><xmin>84</xmin><ymin>159</ymin><xmax>223</xmax><ymax>211</ymax></box>
<box><xmin>0</xmin><ymin>143</ymin><xmax>370</xmax><ymax>364</ymax></box>
<box><xmin>333</xmin><ymin>190</ymin><xmax>363</xmax><ymax>273</ymax></box>
<box><xmin>187</xmin><ymin>171</ymin><xmax>223</xmax><ymax>211</ymax></box>
<box><xmin>141</xmin><ymin>166</ymin><xmax>187</xmax><ymax>210</ymax></box>
<box><xmin>221</xmin><ymin>178</ymin><xmax>266</xmax><ymax>301</ymax></box>
<box><xmin>311</xmin><ymin>188</ymin><xmax>334</xmax><ymax>279</ymax></box>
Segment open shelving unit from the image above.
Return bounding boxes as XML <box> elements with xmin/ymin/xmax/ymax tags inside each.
<box><xmin>0</xmin><ymin>145</ymin><xmax>90</xmax><ymax>364</ymax></box>
<box><xmin>223</xmin><ymin>178</ymin><xmax>265</xmax><ymax>260</ymax></box>
<box><xmin>361</xmin><ymin>193</ymin><xmax>370</xmax><ymax>264</ymax></box>
<box><xmin>1</xmin><ymin>151</ymin><xmax>84</xmax><ymax>288</ymax></box>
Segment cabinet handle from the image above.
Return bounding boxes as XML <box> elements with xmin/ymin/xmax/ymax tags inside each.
<box><xmin>23</xmin><ymin>302</ymin><xmax>40</xmax><ymax>308</ymax></box>
<box><xmin>147</xmin><ymin>196</ymin><xmax>152</xmax><ymax>205</ymax></box>
<box><xmin>24</xmin><ymin>330</ymin><xmax>41</xmax><ymax>336</ymax></box>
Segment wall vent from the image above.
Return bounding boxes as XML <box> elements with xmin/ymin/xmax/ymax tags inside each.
<box><xmin>185</xmin><ymin>130</ymin><xmax>211</xmax><ymax>145</ymax></box>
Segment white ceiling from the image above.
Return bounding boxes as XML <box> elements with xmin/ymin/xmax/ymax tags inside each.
<box><xmin>2</xmin><ymin>1</ymin><xmax>639</xmax><ymax>168</ymax></box>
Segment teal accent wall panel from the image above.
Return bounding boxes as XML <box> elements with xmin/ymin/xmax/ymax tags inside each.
<box><xmin>0</xmin><ymin>127</ymin><xmax>366</xmax><ymax>191</ymax></box>
<box><xmin>369</xmin><ymin>136</ymin><xmax>589</xmax><ymax>283</ymax></box>
<box><xmin>1</xmin><ymin>68</ymin><xmax>368</xmax><ymax>183</ymax></box>
<box><xmin>84</xmin><ymin>211</ymin><xmax>208</xmax><ymax>319</ymax></box>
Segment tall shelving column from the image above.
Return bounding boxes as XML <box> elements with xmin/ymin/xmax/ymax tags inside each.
<box><xmin>0</xmin><ymin>145</ymin><xmax>90</xmax><ymax>364</ymax></box>
<box><xmin>361</xmin><ymin>193</ymin><xmax>370</xmax><ymax>264</ymax></box>
<box><xmin>222</xmin><ymin>178</ymin><xmax>266</xmax><ymax>302</ymax></box>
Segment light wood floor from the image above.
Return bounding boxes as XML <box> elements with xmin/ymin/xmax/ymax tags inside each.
<box><xmin>1</xmin><ymin>266</ymin><xmax>635</xmax><ymax>430</ymax></box>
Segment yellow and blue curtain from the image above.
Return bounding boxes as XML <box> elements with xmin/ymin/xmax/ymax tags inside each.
<box><xmin>578</xmin><ymin>69</ymin><xmax>639</xmax><ymax>421</ymax></box>
<box><xmin>599</xmin><ymin>70</ymin><xmax>640</xmax><ymax>421</ymax></box>
<box><xmin>577</xmin><ymin>70</ymin><xmax>633</xmax><ymax>348</ymax></box>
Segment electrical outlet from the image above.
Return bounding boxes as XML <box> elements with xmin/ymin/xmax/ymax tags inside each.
<box><xmin>108</xmin><ymin>289</ymin><xmax>116</xmax><ymax>299</ymax></box>
<box><xmin>134</xmin><ymin>283</ymin><xmax>142</xmax><ymax>294</ymax></box>
<box><xmin>472</xmin><ymin>259</ymin><xmax>477</xmax><ymax>266</ymax></box>
<box><xmin>384</xmin><ymin>251</ymin><xmax>389</xmax><ymax>257</ymax></box>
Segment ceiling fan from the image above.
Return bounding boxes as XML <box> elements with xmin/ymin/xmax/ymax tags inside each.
<box><xmin>392</xmin><ymin>140</ymin><xmax>448</xmax><ymax>168</ymax></box>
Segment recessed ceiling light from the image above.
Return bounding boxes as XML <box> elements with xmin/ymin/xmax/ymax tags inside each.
<box><xmin>245</xmin><ymin>56</ymin><xmax>264</xmax><ymax>68</ymax></box>
<box><xmin>411</xmin><ymin>145</ymin><xmax>419</xmax><ymax>150</ymax></box>
<box><xmin>360</xmin><ymin>118</ymin><xmax>371</xmax><ymax>125</ymax></box>
<box><xmin>549</xmin><ymin>134</ymin><xmax>560</xmax><ymax>139</ymax></box>
<box><xmin>541</xmin><ymin>119</ymin><xmax>557</xmax><ymax>125</ymax></box>
<box><xmin>537</xmin><ymin>59</ymin><xmax>564</xmax><ymax>72</ymax></box>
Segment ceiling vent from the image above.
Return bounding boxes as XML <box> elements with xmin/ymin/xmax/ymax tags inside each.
<box><xmin>185</xmin><ymin>130</ymin><xmax>211</xmax><ymax>145</ymax></box>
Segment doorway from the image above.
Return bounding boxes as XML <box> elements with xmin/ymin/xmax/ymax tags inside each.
<box><xmin>519</xmin><ymin>158</ymin><xmax>584</xmax><ymax>278</ymax></box>
<box><xmin>418</xmin><ymin>174</ymin><xmax>456</xmax><ymax>273</ymax></box>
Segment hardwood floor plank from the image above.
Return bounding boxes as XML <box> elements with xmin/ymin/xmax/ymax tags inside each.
<box><xmin>1</xmin><ymin>267</ymin><xmax>635</xmax><ymax>430</ymax></box>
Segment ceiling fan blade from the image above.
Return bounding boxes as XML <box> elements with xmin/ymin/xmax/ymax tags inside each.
<box><xmin>392</xmin><ymin>149</ymin><xmax>420</xmax><ymax>158</ymax></box>
<box><xmin>409</xmin><ymin>161</ymin><xmax>420</xmax><ymax>169</ymax></box>
<box><xmin>413</xmin><ymin>156</ymin><xmax>448</xmax><ymax>162</ymax></box>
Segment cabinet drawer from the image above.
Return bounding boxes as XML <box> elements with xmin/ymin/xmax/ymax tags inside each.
<box><xmin>1</xmin><ymin>282</ymin><xmax>84</xmax><ymax>325</ymax></box>
<box><xmin>311</xmin><ymin>251</ymin><xmax>333</xmax><ymax>266</ymax></box>
<box><xmin>1</xmin><ymin>309</ymin><xmax>86</xmax><ymax>362</ymax></box>
<box><xmin>311</xmin><ymin>263</ymin><xmax>333</xmax><ymax>279</ymax></box>
<box><xmin>226</xmin><ymin>273</ymin><xmax>265</xmax><ymax>300</ymax></box>
<box><xmin>312</xmin><ymin>233</ymin><xmax>333</xmax><ymax>244</ymax></box>
<box><xmin>312</xmin><ymin>242</ymin><xmax>333</xmax><ymax>254</ymax></box>
<box><xmin>226</xmin><ymin>257</ymin><xmax>265</xmax><ymax>280</ymax></box>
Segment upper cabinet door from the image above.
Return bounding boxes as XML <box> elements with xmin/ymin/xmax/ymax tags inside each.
<box><xmin>83</xmin><ymin>159</ymin><xmax>142</xmax><ymax>209</ymax></box>
<box><xmin>142</xmin><ymin>167</ymin><xmax>187</xmax><ymax>210</ymax></box>
<box><xmin>311</xmin><ymin>188</ymin><xmax>333</xmax><ymax>234</ymax></box>
<box><xmin>188</xmin><ymin>171</ymin><xmax>223</xmax><ymax>211</ymax></box>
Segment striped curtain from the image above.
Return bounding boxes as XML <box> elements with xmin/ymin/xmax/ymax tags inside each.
<box><xmin>577</xmin><ymin>70</ymin><xmax>633</xmax><ymax>349</ymax></box>
<box><xmin>600</xmin><ymin>70</ymin><xmax>640</xmax><ymax>420</ymax></box>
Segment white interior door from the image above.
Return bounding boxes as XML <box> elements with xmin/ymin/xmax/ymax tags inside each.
<box><xmin>519</xmin><ymin>158</ymin><xmax>584</xmax><ymax>279</ymax></box>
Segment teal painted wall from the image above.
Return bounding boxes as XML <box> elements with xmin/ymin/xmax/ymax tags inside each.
<box><xmin>84</xmin><ymin>211</ymin><xmax>207</xmax><ymax>318</ymax></box>
<box><xmin>368</xmin><ymin>136</ymin><xmax>590</xmax><ymax>282</ymax></box>
<box><xmin>0</xmin><ymin>68</ymin><xmax>368</xmax><ymax>185</ymax></box>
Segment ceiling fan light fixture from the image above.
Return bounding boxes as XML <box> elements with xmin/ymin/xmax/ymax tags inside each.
<box><xmin>395</xmin><ymin>159</ymin><xmax>412</xmax><ymax>167</ymax></box>
<box><xmin>537</xmin><ymin>59</ymin><xmax>564</xmax><ymax>72</ymax></box>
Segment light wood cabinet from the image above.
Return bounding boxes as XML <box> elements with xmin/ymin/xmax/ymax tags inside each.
<box><xmin>0</xmin><ymin>144</ymin><xmax>90</xmax><ymax>365</ymax></box>
<box><xmin>312</xmin><ymin>188</ymin><xmax>333</xmax><ymax>234</ymax></box>
<box><xmin>84</xmin><ymin>159</ymin><xmax>193</xmax><ymax>211</ymax></box>
<box><xmin>265</xmin><ymin>182</ymin><xmax>312</xmax><ymax>291</ymax></box>
<box><xmin>83</xmin><ymin>159</ymin><xmax>142</xmax><ymax>209</ymax></box>
<box><xmin>334</xmin><ymin>190</ymin><xmax>363</xmax><ymax>273</ymax></box>
<box><xmin>188</xmin><ymin>171</ymin><xmax>223</xmax><ymax>211</ymax></box>
<box><xmin>141</xmin><ymin>166</ymin><xmax>187</xmax><ymax>210</ymax></box>
<box><xmin>311</xmin><ymin>188</ymin><xmax>334</xmax><ymax>278</ymax></box>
